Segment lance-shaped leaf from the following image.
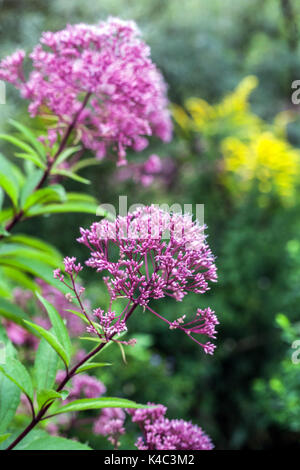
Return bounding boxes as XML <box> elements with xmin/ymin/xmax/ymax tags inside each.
<box><xmin>19</xmin><ymin>168</ymin><xmax>44</xmax><ymax>207</ymax></box>
<box><xmin>0</xmin><ymin>153</ymin><xmax>19</xmax><ymax>208</ymax></box>
<box><xmin>0</xmin><ymin>357</ymin><xmax>34</xmax><ymax>402</ymax></box>
<box><xmin>36</xmin><ymin>294</ymin><xmax>72</xmax><ymax>363</ymax></box>
<box><xmin>47</xmin><ymin>397</ymin><xmax>151</xmax><ymax>417</ymax></box>
<box><xmin>13</xmin><ymin>152</ymin><xmax>46</xmax><ymax>169</ymax></box>
<box><xmin>51</xmin><ymin>168</ymin><xmax>90</xmax><ymax>184</ymax></box>
<box><xmin>52</xmin><ymin>145</ymin><xmax>81</xmax><ymax>169</ymax></box>
<box><xmin>75</xmin><ymin>362</ymin><xmax>112</xmax><ymax>374</ymax></box>
<box><xmin>24</xmin><ymin>320</ymin><xmax>70</xmax><ymax>367</ymax></box>
<box><xmin>0</xmin><ymin>367</ymin><xmax>20</xmax><ymax>434</ymax></box>
<box><xmin>0</xmin><ymin>297</ymin><xmax>32</xmax><ymax>332</ymax></box>
<box><xmin>36</xmin><ymin>389</ymin><xmax>68</xmax><ymax>409</ymax></box>
<box><xmin>0</xmin><ymin>257</ymin><xmax>68</xmax><ymax>294</ymax></box>
<box><xmin>23</xmin><ymin>185</ymin><xmax>66</xmax><ymax>211</ymax></box>
<box><xmin>23</xmin><ymin>435</ymin><xmax>92</xmax><ymax>450</ymax></box>
<box><xmin>34</xmin><ymin>337</ymin><xmax>60</xmax><ymax>391</ymax></box>
<box><xmin>7</xmin><ymin>234</ymin><xmax>61</xmax><ymax>262</ymax></box>
<box><xmin>9</xmin><ymin>119</ymin><xmax>46</xmax><ymax>159</ymax></box>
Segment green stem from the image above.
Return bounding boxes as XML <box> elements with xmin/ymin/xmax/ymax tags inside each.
<box><xmin>0</xmin><ymin>92</ymin><xmax>91</xmax><ymax>241</ymax></box>
<box><xmin>5</xmin><ymin>300</ymin><xmax>139</xmax><ymax>451</ymax></box>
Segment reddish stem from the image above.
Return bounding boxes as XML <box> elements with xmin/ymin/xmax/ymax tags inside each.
<box><xmin>0</xmin><ymin>92</ymin><xmax>91</xmax><ymax>241</ymax></box>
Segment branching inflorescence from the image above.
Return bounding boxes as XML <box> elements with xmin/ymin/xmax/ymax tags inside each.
<box><xmin>0</xmin><ymin>17</ymin><xmax>172</xmax><ymax>165</ymax></box>
<box><xmin>59</xmin><ymin>204</ymin><xmax>219</xmax><ymax>354</ymax></box>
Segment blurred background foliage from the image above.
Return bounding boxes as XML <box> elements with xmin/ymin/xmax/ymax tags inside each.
<box><xmin>1</xmin><ymin>0</ymin><xmax>300</xmax><ymax>449</ymax></box>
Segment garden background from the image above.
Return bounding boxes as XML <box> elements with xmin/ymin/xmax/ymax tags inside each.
<box><xmin>1</xmin><ymin>0</ymin><xmax>300</xmax><ymax>449</ymax></box>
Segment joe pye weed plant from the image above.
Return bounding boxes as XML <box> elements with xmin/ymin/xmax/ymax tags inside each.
<box><xmin>0</xmin><ymin>17</ymin><xmax>218</xmax><ymax>451</ymax></box>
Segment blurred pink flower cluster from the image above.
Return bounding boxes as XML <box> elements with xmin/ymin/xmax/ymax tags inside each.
<box><xmin>0</xmin><ymin>18</ymin><xmax>172</xmax><ymax>165</ymax></box>
<box><xmin>116</xmin><ymin>154</ymin><xmax>177</xmax><ymax>187</ymax></box>
<box><xmin>128</xmin><ymin>403</ymin><xmax>214</xmax><ymax>450</ymax></box>
<box><xmin>4</xmin><ymin>279</ymin><xmax>86</xmax><ymax>347</ymax></box>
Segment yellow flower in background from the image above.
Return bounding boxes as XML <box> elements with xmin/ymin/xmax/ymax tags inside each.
<box><xmin>173</xmin><ymin>76</ymin><xmax>262</xmax><ymax>139</ymax></box>
<box><xmin>173</xmin><ymin>75</ymin><xmax>300</xmax><ymax>203</ymax></box>
<box><xmin>222</xmin><ymin>132</ymin><xmax>300</xmax><ymax>202</ymax></box>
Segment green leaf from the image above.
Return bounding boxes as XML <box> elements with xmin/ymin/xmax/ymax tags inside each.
<box><xmin>0</xmin><ymin>297</ymin><xmax>31</xmax><ymax>332</ymax></box>
<box><xmin>0</xmin><ymin>373</ymin><xmax>21</xmax><ymax>433</ymax></box>
<box><xmin>66</xmin><ymin>192</ymin><xmax>99</xmax><ymax>204</ymax></box>
<box><xmin>52</xmin><ymin>146</ymin><xmax>81</xmax><ymax>169</ymax></box>
<box><xmin>7</xmin><ymin>234</ymin><xmax>61</xmax><ymax>261</ymax></box>
<box><xmin>27</xmin><ymin>201</ymin><xmax>99</xmax><ymax>216</ymax></box>
<box><xmin>23</xmin><ymin>435</ymin><xmax>92</xmax><ymax>450</ymax></box>
<box><xmin>118</xmin><ymin>342</ymin><xmax>127</xmax><ymax>364</ymax></box>
<box><xmin>66</xmin><ymin>309</ymin><xmax>89</xmax><ymax>325</ymax></box>
<box><xmin>34</xmin><ymin>337</ymin><xmax>60</xmax><ymax>391</ymax></box>
<box><xmin>79</xmin><ymin>336</ymin><xmax>103</xmax><ymax>343</ymax></box>
<box><xmin>23</xmin><ymin>191</ymin><xmax>103</xmax><ymax>217</ymax></box>
<box><xmin>13</xmin><ymin>152</ymin><xmax>46</xmax><ymax>169</ymax></box>
<box><xmin>66</xmin><ymin>309</ymin><xmax>101</xmax><ymax>334</ymax></box>
<box><xmin>72</xmin><ymin>157</ymin><xmax>102</xmax><ymax>172</ymax></box>
<box><xmin>0</xmin><ymin>258</ymin><xmax>68</xmax><ymax>294</ymax></box>
<box><xmin>0</xmin><ymin>226</ymin><xmax>10</xmax><ymax>237</ymax></box>
<box><xmin>23</xmin><ymin>185</ymin><xmax>66</xmax><ymax>211</ymax></box>
<box><xmin>49</xmin><ymin>397</ymin><xmax>151</xmax><ymax>416</ymax></box>
<box><xmin>0</xmin><ymin>429</ymin><xmax>48</xmax><ymax>450</ymax></box>
<box><xmin>9</xmin><ymin>119</ymin><xmax>46</xmax><ymax>159</ymax></box>
<box><xmin>24</xmin><ymin>320</ymin><xmax>70</xmax><ymax>367</ymax></box>
<box><xmin>19</xmin><ymin>168</ymin><xmax>43</xmax><ymax>207</ymax></box>
<box><xmin>0</xmin><ymin>153</ymin><xmax>19</xmax><ymax>208</ymax></box>
<box><xmin>0</xmin><ymin>433</ymin><xmax>11</xmax><ymax>444</ymax></box>
<box><xmin>36</xmin><ymin>294</ymin><xmax>72</xmax><ymax>363</ymax></box>
<box><xmin>0</xmin><ymin>324</ymin><xmax>21</xmax><ymax>433</ymax></box>
<box><xmin>0</xmin><ymin>134</ymin><xmax>40</xmax><ymax>157</ymax></box>
<box><xmin>75</xmin><ymin>362</ymin><xmax>111</xmax><ymax>374</ymax></box>
<box><xmin>2</xmin><ymin>267</ymin><xmax>37</xmax><ymax>291</ymax></box>
<box><xmin>36</xmin><ymin>389</ymin><xmax>65</xmax><ymax>409</ymax></box>
<box><xmin>0</xmin><ymin>208</ymin><xmax>13</xmax><ymax>225</ymax></box>
<box><xmin>51</xmin><ymin>168</ymin><xmax>90</xmax><ymax>184</ymax></box>
<box><xmin>0</xmin><ymin>357</ymin><xmax>34</xmax><ymax>402</ymax></box>
<box><xmin>0</xmin><ymin>244</ymin><xmax>60</xmax><ymax>268</ymax></box>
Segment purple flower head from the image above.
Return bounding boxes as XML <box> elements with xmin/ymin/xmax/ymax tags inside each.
<box><xmin>94</xmin><ymin>407</ymin><xmax>126</xmax><ymax>447</ymax></box>
<box><xmin>128</xmin><ymin>404</ymin><xmax>214</xmax><ymax>450</ymax></box>
<box><xmin>116</xmin><ymin>155</ymin><xmax>177</xmax><ymax>188</ymax></box>
<box><xmin>0</xmin><ymin>18</ymin><xmax>172</xmax><ymax>165</ymax></box>
<box><xmin>70</xmin><ymin>374</ymin><xmax>106</xmax><ymax>399</ymax></box>
<box><xmin>169</xmin><ymin>307</ymin><xmax>219</xmax><ymax>355</ymax></box>
<box><xmin>4</xmin><ymin>321</ymin><xmax>29</xmax><ymax>346</ymax></box>
<box><xmin>78</xmin><ymin>205</ymin><xmax>218</xmax><ymax>352</ymax></box>
<box><xmin>92</xmin><ymin>308</ymin><xmax>127</xmax><ymax>339</ymax></box>
<box><xmin>0</xmin><ymin>50</ymin><xmax>25</xmax><ymax>85</ymax></box>
<box><xmin>63</xmin><ymin>257</ymin><xmax>83</xmax><ymax>275</ymax></box>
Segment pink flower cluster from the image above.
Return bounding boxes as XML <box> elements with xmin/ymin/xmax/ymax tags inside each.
<box><xmin>78</xmin><ymin>205</ymin><xmax>218</xmax><ymax>353</ymax></box>
<box><xmin>92</xmin><ymin>308</ymin><xmax>127</xmax><ymax>338</ymax></box>
<box><xmin>117</xmin><ymin>154</ymin><xmax>163</xmax><ymax>187</ymax></box>
<box><xmin>117</xmin><ymin>154</ymin><xmax>177</xmax><ymax>188</ymax></box>
<box><xmin>93</xmin><ymin>408</ymin><xmax>126</xmax><ymax>448</ymax></box>
<box><xmin>0</xmin><ymin>18</ymin><xmax>172</xmax><ymax>164</ymax></box>
<box><xmin>128</xmin><ymin>404</ymin><xmax>214</xmax><ymax>450</ymax></box>
<box><xmin>169</xmin><ymin>307</ymin><xmax>219</xmax><ymax>355</ymax></box>
<box><xmin>56</xmin><ymin>371</ymin><xmax>106</xmax><ymax>399</ymax></box>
